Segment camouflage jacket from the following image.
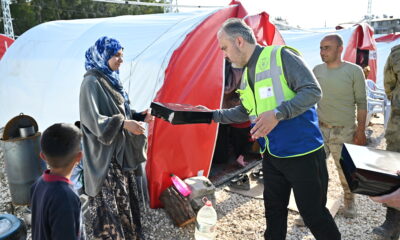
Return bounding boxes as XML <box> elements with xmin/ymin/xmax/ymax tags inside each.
<box><xmin>384</xmin><ymin>44</ymin><xmax>400</xmax><ymax>109</ymax></box>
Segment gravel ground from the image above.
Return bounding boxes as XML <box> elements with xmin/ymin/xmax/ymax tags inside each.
<box><xmin>0</xmin><ymin>121</ymin><xmax>391</xmax><ymax>240</ymax></box>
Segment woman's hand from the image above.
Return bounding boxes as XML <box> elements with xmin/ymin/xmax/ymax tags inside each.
<box><xmin>141</xmin><ymin>109</ymin><xmax>154</xmax><ymax>124</ymax></box>
<box><xmin>123</xmin><ymin>120</ymin><xmax>145</xmax><ymax>135</ymax></box>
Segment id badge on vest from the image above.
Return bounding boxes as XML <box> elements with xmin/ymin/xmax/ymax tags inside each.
<box><xmin>259</xmin><ymin>86</ymin><xmax>274</xmax><ymax>99</ymax></box>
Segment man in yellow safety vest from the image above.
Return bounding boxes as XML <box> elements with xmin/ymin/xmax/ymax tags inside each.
<box><xmin>212</xmin><ymin>18</ymin><xmax>341</xmax><ymax>240</ymax></box>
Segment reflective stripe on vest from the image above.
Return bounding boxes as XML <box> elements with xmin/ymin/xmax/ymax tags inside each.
<box><xmin>237</xmin><ymin>45</ymin><xmax>323</xmax><ymax>157</ymax></box>
<box><xmin>239</xmin><ymin>46</ymin><xmax>296</xmax><ymax>117</ymax></box>
<box><xmin>255</xmin><ymin>46</ymin><xmax>285</xmax><ymax>106</ymax></box>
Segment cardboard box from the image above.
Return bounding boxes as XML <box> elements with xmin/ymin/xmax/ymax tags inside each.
<box><xmin>184</xmin><ymin>176</ymin><xmax>216</xmax><ymax>212</ymax></box>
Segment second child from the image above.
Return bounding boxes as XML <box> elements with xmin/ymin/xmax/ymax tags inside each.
<box><xmin>30</xmin><ymin>123</ymin><xmax>85</xmax><ymax>240</ymax></box>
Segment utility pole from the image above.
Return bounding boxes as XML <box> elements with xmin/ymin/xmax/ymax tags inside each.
<box><xmin>55</xmin><ymin>0</ymin><xmax>61</xmax><ymax>19</ymax></box>
<box><xmin>163</xmin><ymin>0</ymin><xmax>171</xmax><ymax>13</ymax></box>
<box><xmin>163</xmin><ymin>0</ymin><xmax>179</xmax><ymax>13</ymax></box>
<box><xmin>367</xmin><ymin>0</ymin><xmax>372</xmax><ymax>23</ymax></box>
<box><xmin>1</xmin><ymin>0</ymin><xmax>15</xmax><ymax>39</ymax></box>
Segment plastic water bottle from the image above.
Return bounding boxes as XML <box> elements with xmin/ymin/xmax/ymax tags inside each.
<box><xmin>195</xmin><ymin>200</ymin><xmax>217</xmax><ymax>240</ymax></box>
<box><xmin>170</xmin><ymin>174</ymin><xmax>192</xmax><ymax>197</ymax></box>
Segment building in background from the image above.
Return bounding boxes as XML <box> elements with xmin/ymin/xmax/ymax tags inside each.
<box><xmin>371</xmin><ymin>17</ymin><xmax>400</xmax><ymax>34</ymax></box>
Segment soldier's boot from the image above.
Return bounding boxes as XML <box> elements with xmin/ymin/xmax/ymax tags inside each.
<box><xmin>342</xmin><ymin>196</ymin><xmax>357</xmax><ymax>218</ymax></box>
<box><xmin>373</xmin><ymin>207</ymin><xmax>400</xmax><ymax>240</ymax></box>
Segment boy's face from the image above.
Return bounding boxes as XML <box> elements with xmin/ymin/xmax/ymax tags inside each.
<box><xmin>73</xmin><ymin>151</ymin><xmax>83</xmax><ymax>166</ymax></box>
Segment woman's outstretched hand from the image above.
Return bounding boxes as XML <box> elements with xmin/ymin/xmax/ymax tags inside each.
<box><xmin>123</xmin><ymin>120</ymin><xmax>145</xmax><ymax>135</ymax></box>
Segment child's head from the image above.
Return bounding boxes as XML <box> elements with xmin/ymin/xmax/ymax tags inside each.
<box><xmin>40</xmin><ymin>123</ymin><xmax>82</xmax><ymax>169</ymax></box>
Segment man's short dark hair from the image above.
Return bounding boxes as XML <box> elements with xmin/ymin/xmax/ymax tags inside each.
<box><xmin>323</xmin><ymin>33</ymin><xmax>344</xmax><ymax>47</ymax></box>
<box><xmin>219</xmin><ymin>18</ymin><xmax>256</xmax><ymax>44</ymax></box>
<box><xmin>41</xmin><ymin>123</ymin><xmax>82</xmax><ymax>168</ymax></box>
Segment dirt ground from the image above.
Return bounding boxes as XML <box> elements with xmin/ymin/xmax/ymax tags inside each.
<box><xmin>0</xmin><ymin>115</ymin><xmax>393</xmax><ymax>239</ymax></box>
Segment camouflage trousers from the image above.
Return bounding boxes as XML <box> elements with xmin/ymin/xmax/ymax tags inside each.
<box><xmin>86</xmin><ymin>159</ymin><xmax>143</xmax><ymax>240</ymax></box>
<box><xmin>385</xmin><ymin>110</ymin><xmax>400</xmax><ymax>153</ymax></box>
<box><xmin>320</xmin><ymin>124</ymin><xmax>355</xmax><ymax>201</ymax></box>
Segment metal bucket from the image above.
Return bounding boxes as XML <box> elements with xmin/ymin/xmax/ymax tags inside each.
<box><xmin>18</xmin><ymin>126</ymin><xmax>35</xmax><ymax>138</ymax></box>
<box><xmin>2</xmin><ymin>133</ymin><xmax>46</xmax><ymax>205</ymax></box>
<box><xmin>1</xmin><ymin>114</ymin><xmax>46</xmax><ymax>205</ymax></box>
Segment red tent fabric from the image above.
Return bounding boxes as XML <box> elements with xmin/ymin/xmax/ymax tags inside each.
<box><xmin>147</xmin><ymin>4</ymin><xmax>245</xmax><ymax>209</ymax></box>
<box><xmin>146</xmin><ymin>3</ymin><xmax>283</xmax><ymax>208</ymax></box>
<box><xmin>0</xmin><ymin>35</ymin><xmax>14</xmax><ymax>60</ymax></box>
<box><xmin>245</xmin><ymin>12</ymin><xmax>285</xmax><ymax>46</ymax></box>
<box><xmin>343</xmin><ymin>23</ymin><xmax>377</xmax><ymax>82</ymax></box>
<box><xmin>229</xmin><ymin>0</ymin><xmax>248</xmax><ymax>17</ymax></box>
<box><xmin>375</xmin><ymin>33</ymin><xmax>400</xmax><ymax>43</ymax></box>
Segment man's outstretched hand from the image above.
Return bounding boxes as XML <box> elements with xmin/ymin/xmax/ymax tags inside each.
<box><xmin>141</xmin><ymin>109</ymin><xmax>154</xmax><ymax>123</ymax></box>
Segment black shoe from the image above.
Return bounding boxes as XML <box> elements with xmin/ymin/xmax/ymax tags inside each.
<box><xmin>230</xmin><ymin>174</ymin><xmax>250</xmax><ymax>190</ymax></box>
<box><xmin>250</xmin><ymin>169</ymin><xmax>263</xmax><ymax>182</ymax></box>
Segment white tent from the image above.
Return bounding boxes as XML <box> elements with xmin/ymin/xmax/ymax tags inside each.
<box><xmin>0</xmin><ymin>3</ymin><xmax>264</xmax><ymax>208</ymax></box>
<box><xmin>281</xmin><ymin>27</ymin><xmax>400</xmax><ymax>88</ymax></box>
<box><xmin>0</xmin><ymin>10</ymin><xmax>217</xmax><ymax>128</ymax></box>
<box><xmin>1</xmin><ymin>6</ymin><xmax>398</xmax><ymax>208</ymax></box>
<box><xmin>281</xmin><ymin>28</ymin><xmax>353</xmax><ymax>74</ymax></box>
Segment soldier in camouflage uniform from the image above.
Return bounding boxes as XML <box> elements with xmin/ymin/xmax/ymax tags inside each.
<box><xmin>372</xmin><ymin>44</ymin><xmax>400</xmax><ymax>240</ymax></box>
<box><xmin>313</xmin><ymin>34</ymin><xmax>367</xmax><ymax>219</ymax></box>
<box><xmin>384</xmin><ymin>44</ymin><xmax>400</xmax><ymax>154</ymax></box>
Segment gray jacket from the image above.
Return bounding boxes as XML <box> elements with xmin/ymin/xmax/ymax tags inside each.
<box><xmin>79</xmin><ymin>69</ymin><xmax>147</xmax><ymax>197</ymax></box>
<box><xmin>213</xmin><ymin>47</ymin><xmax>322</xmax><ymax>124</ymax></box>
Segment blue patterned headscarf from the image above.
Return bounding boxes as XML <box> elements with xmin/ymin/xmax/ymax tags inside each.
<box><xmin>85</xmin><ymin>36</ymin><xmax>131</xmax><ymax>116</ymax></box>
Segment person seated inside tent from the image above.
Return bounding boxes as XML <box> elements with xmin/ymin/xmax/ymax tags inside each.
<box><xmin>212</xmin><ymin>60</ymin><xmax>260</xmax><ymax>168</ymax></box>
<box><xmin>357</xmin><ymin>51</ymin><xmax>380</xmax><ymax>120</ymax></box>
<box><xmin>363</xmin><ymin>65</ymin><xmax>371</xmax><ymax>79</ymax></box>
<box><xmin>356</xmin><ymin>48</ymin><xmax>369</xmax><ymax>70</ymax></box>
<box><xmin>362</xmin><ymin>64</ymin><xmax>383</xmax><ymax>121</ymax></box>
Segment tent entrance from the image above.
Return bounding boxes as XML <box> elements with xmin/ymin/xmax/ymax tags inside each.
<box><xmin>208</xmin><ymin>125</ymin><xmax>262</xmax><ymax>186</ymax></box>
<box><xmin>208</xmin><ymin>61</ymin><xmax>262</xmax><ymax>186</ymax></box>
<box><xmin>356</xmin><ymin>48</ymin><xmax>370</xmax><ymax>69</ymax></box>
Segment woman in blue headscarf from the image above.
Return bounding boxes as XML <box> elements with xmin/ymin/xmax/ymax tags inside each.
<box><xmin>80</xmin><ymin>36</ymin><xmax>151</xmax><ymax>239</ymax></box>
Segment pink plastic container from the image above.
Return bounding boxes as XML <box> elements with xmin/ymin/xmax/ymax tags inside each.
<box><xmin>170</xmin><ymin>174</ymin><xmax>192</xmax><ymax>197</ymax></box>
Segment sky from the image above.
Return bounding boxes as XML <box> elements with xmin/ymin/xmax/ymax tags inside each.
<box><xmin>176</xmin><ymin>0</ymin><xmax>400</xmax><ymax>29</ymax></box>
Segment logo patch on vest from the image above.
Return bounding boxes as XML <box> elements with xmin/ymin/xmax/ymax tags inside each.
<box><xmin>259</xmin><ymin>58</ymin><xmax>268</xmax><ymax>71</ymax></box>
<box><xmin>259</xmin><ymin>86</ymin><xmax>274</xmax><ymax>99</ymax></box>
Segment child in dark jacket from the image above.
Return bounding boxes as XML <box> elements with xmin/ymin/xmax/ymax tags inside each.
<box><xmin>30</xmin><ymin>123</ymin><xmax>85</xmax><ymax>240</ymax></box>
